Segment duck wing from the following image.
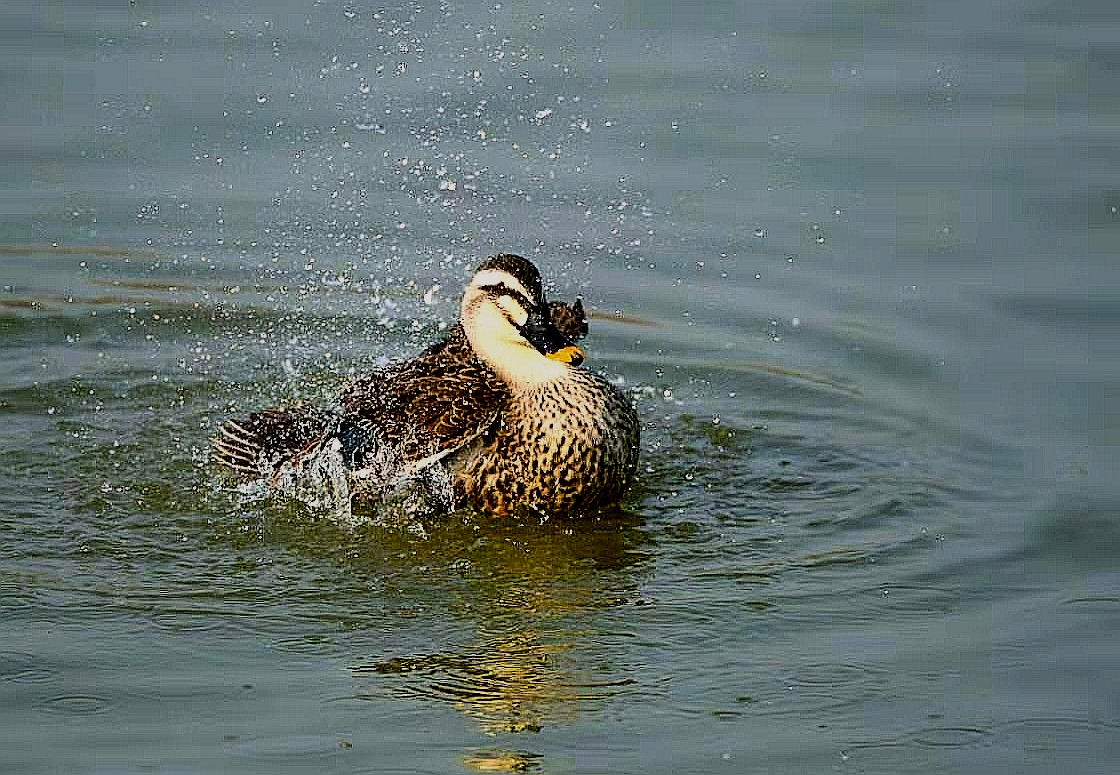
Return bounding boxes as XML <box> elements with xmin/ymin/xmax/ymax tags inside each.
<box><xmin>338</xmin><ymin>323</ymin><xmax>507</xmax><ymax>466</ymax></box>
<box><xmin>211</xmin><ymin>402</ymin><xmax>338</xmax><ymax>475</ymax></box>
<box><xmin>211</xmin><ymin>325</ymin><xmax>505</xmax><ymax>478</ymax></box>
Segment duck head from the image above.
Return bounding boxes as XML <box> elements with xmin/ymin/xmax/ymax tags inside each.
<box><xmin>461</xmin><ymin>254</ymin><xmax>585</xmax><ymax>385</ymax></box>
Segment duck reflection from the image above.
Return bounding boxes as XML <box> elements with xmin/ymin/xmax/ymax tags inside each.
<box><xmin>347</xmin><ymin>511</ymin><xmax>653</xmax><ymax>765</ymax></box>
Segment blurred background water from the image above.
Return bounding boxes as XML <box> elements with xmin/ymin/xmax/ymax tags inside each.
<box><xmin>2</xmin><ymin>0</ymin><xmax>1117</xmax><ymax>773</ymax></box>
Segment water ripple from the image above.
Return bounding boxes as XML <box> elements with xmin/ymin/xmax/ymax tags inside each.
<box><xmin>992</xmin><ymin>715</ymin><xmax>1120</xmax><ymax>747</ymax></box>
<box><xmin>841</xmin><ymin>721</ymin><xmax>995</xmax><ymax>767</ymax></box>
<box><xmin>0</xmin><ymin>651</ymin><xmax>58</xmax><ymax>684</ymax></box>
<box><xmin>352</xmin><ymin>639</ymin><xmax>639</xmax><ymax>734</ymax></box>
<box><xmin>1059</xmin><ymin>595</ymin><xmax>1120</xmax><ymax>608</ymax></box>
<box><xmin>772</xmin><ymin>580</ymin><xmax>961</xmax><ymax>626</ymax></box>
<box><xmin>905</xmin><ymin>725</ymin><xmax>993</xmax><ymax>748</ymax></box>
<box><xmin>269</xmin><ymin>632</ymin><xmax>339</xmax><ymax>655</ymax></box>
<box><xmin>35</xmin><ymin>693</ymin><xmax>115</xmax><ymax>716</ymax></box>
<box><xmin>223</xmin><ymin>734</ymin><xmax>354</xmax><ymax>760</ymax></box>
<box><xmin>734</xmin><ymin>660</ymin><xmax>888</xmax><ymax>719</ymax></box>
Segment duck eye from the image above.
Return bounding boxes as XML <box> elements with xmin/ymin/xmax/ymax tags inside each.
<box><xmin>482</xmin><ymin>284</ymin><xmax>535</xmax><ymax>314</ymax></box>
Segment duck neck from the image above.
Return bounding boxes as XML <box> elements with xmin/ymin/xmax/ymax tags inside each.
<box><xmin>478</xmin><ymin>340</ymin><xmax>572</xmax><ymax>390</ymax></box>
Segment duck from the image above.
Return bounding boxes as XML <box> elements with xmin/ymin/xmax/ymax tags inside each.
<box><xmin>211</xmin><ymin>253</ymin><xmax>641</xmax><ymax>520</ymax></box>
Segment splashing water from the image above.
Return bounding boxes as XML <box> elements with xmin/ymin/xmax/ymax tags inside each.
<box><xmin>233</xmin><ymin>431</ymin><xmax>458</xmax><ymax>529</ymax></box>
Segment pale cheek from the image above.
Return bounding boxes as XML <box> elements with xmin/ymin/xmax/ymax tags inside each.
<box><xmin>494</xmin><ymin>298</ymin><xmax>528</xmax><ymax>327</ymax></box>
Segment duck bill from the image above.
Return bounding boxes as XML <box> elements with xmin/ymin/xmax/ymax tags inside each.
<box><xmin>546</xmin><ymin>344</ymin><xmax>585</xmax><ymax>365</ymax></box>
<box><xmin>523</xmin><ymin>313</ymin><xmax>585</xmax><ymax>367</ymax></box>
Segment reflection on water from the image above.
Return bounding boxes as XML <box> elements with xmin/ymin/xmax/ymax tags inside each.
<box><xmin>339</xmin><ymin>515</ymin><xmax>652</xmax><ymax>763</ymax></box>
<box><xmin>461</xmin><ymin>748</ymin><xmax>544</xmax><ymax>773</ymax></box>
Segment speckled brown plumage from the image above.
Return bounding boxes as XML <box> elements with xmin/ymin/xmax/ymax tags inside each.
<box><xmin>456</xmin><ymin>367</ymin><xmax>640</xmax><ymax>517</ymax></box>
<box><xmin>337</xmin><ymin>323</ymin><xmax>506</xmax><ymax>465</ymax></box>
<box><xmin>212</xmin><ymin>254</ymin><xmax>640</xmax><ymax>519</ymax></box>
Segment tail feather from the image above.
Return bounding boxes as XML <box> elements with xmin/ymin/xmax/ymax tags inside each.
<box><xmin>211</xmin><ymin>402</ymin><xmax>337</xmax><ymax>476</ymax></box>
<box><xmin>550</xmin><ymin>298</ymin><xmax>588</xmax><ymax>341</ymax></box>
<box><xmin>212</xmin><ymin>421</ymin><xmax>262</xmax><ymax>474</ymax></box>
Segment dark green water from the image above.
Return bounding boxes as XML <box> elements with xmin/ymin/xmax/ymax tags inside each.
<box><xmin>2</xmin><ymin>1</ymin><xmax>1117</xmax><ymax>773</ymax></box>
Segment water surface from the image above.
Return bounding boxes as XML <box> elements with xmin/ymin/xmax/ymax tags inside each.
<box><xmin>2</xmin><ymin>0</ymin><xmax>1118</xmax><ymax>773</ymax></box>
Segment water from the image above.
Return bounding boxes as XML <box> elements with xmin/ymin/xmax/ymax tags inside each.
<box><xmin>2</xmin><ymin>0</ymin><xmax>1117</xmax><ymax>772</ymax></box>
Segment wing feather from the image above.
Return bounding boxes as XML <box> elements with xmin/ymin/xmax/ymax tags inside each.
<box><xmin>211</xmin><ymin>402</ymin><xmax>336</xmax><ymax>474</ymax></box>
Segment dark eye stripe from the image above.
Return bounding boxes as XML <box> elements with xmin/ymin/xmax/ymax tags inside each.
<box><xmin>480</xmin><ymin>283</ymin><xmax>535</xmax><ymax>314</ymax></box>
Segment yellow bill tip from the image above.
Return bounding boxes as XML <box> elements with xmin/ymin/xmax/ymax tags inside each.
<box><xmin>546</xmin><ymin>345</ymin><xmax>585</xmax><ymax>366</ymax></box>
